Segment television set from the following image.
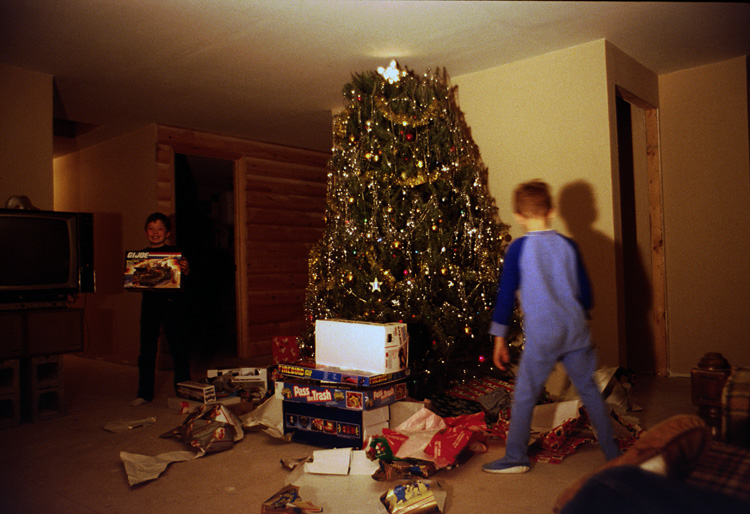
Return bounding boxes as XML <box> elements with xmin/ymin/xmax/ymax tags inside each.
<box><xmin>0</xmin><ymin>208</ymin><xmax>94</xmax><ymax>309</ymax></box>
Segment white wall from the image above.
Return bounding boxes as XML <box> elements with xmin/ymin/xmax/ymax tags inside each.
<box><xmin>455</xmin><ymin>40</ymin><xmax>622</xmax><ymax>366</ymax></box>
<box><xmin>0</xmin><ymin>64</ymin><xmax>53</xmax><ymax>209</ymax></box>
<box><xmin>54</xmin><ymin>125</ymin><xmax>159</xmax><ymax>364</ymax></box>
<box><xmin>659</xmin><ymin>57</ymin><xmax>750</xmax><ymax>373</ymax></box>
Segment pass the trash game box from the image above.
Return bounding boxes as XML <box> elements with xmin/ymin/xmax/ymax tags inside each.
<box><xmin>278</xmin><ymin>378</ymin><xmax>407</xmax><ymax>411</ymax></box>
<box><xmin>283</xmin><ymin>401</ymin><xmax>390</xmax><ymax>448</ymax></box>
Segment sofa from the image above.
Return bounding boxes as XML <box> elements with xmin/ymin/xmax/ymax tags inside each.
<box><xmin>553</xmin><ymin>365</ymin><xmax>750</xmax><ymax>514</ymax></box>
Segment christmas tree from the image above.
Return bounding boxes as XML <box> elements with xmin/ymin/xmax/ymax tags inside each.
<box><xmin>304</xmin><ymin>61</ymin><xmax>514</xmax><ymax>398</ymax></box>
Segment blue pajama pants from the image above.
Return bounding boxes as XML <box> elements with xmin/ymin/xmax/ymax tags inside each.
<box><xmin>504</xmin><ymin>345</ymin><xmax>621</xmax><ymax>465</ymax></box>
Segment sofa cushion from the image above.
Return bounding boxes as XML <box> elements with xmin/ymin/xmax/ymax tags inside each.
<box><xmin>722</xmin><ymin>367</ymin><xmax>750</xmax><ymax>448</ymax></box>
<box><xmin>553</xmin><ymin>414</ymin><xmax>710</xmax><ymax>513</ymax></box>
<box><xmin>685</xmin><ymin>440</ymin><xmax>750</xmax><ymax>502</ymax></box>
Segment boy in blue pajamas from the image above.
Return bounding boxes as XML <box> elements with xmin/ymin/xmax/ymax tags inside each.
<box><xmin>483</xmin><ymin>180</ymin><xmax>620</xmax><ymax>473</ymax></box>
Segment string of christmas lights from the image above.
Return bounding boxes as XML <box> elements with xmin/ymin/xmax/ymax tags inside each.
<box><xmin>304</xmin><ymin>61</ymin><xmax>517</xmax><ymax>398</ymax></box>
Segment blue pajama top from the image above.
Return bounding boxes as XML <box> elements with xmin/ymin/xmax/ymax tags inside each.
<box><xmin>489</xmin><ymin>230</ymin><xmax>593</xmax><ymax>354</ymax></box>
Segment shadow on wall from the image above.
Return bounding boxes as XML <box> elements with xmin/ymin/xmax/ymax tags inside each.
<box><xmin>80</xmin><ymin>212</ymin><xmax>124</xmax><ymax>358</ymax></box>
<box><xmin>557</xmin><ymin>181</ymin><xmax>622</xmax><ymax>367</ymax></box>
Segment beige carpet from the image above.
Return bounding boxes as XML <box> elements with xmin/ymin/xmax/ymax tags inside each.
<box><xmin>0</xmin><ymin>354</ymin><xmax>694</xmax><ymax>513</ymax></box>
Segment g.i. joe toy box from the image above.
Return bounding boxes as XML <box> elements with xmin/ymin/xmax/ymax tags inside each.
<box><xmin>124</xmin><ymin>251</ymin><xmax>183</xmax><ymax>289</ymax></box>
<box><xmin>278</xmin><ymin>361</ymin><xmax>410</xmax><ymax>388</ymax></box>
<box><xmin>283</xmin><ymin>401</ymin><xmax>389</xmax><ymax>448</ymax></box>
<box><xmin>278</xmin><ymin>378</ymin><xmax>407</xmax><ymax>411</ymax></box>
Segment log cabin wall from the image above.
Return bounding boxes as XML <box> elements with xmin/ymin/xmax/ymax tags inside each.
<box><xmin>156</xmin><ymin>125</ymin><xmax>329</xmax><ymax>358</ymax></box>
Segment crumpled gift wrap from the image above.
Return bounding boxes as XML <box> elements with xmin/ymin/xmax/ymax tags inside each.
<box><xmin>262</xmin><ymin>484</ymin><xmax>322</xmax><ymax>513</ymax></box>
<box><xmin>366</xmin><ymin>408</ymin><xmax>487</xmax><ymax>475</ymax></box>
<box><xmin>120</xmin><ymin>450</ymin><xmax>200</xmax><ymax>487</ymax></box>
<box><xmin>380</xmin><ymin>481</ymin><xmax>442</xmax><ymax>514</ymax></box>
<box><xmin>161</xmin><ymin>402</ymin><xmax>244</xmax><ymax>453</ymax></box>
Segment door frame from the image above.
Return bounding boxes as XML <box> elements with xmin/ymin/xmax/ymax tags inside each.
<box><xmin>616</xmin><ymin>86</ymin><xmax>668</xmax><ymax>376</ymax></box>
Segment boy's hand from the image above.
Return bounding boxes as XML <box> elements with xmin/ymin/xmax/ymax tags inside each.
<box><xmin>179</xmin><ymin>258</ymin><xmax>190</xmax><ymax>276</ymax></box>
<box><xmin>493</xmin><ymin>336</ymin><xmax>510</xmax><ymax>371</ymax></box>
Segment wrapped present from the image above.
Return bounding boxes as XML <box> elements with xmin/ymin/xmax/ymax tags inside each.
<box><xmin>273</xmin><ymin>336</ymin><xmax>300</xmax><ymax>364</ymax></box>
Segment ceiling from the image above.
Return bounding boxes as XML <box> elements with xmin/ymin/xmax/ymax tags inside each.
<box><xmin>1</xmin><ymin>1</ymin><xmax>749</xmax><ymax>156</ymax></box>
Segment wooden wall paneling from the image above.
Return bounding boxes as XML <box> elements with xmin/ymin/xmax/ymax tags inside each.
<box><xmin>155</xmin><ymin>143</ymin><xmax>175</xmax><ymax>215</ymax></box>
<box><xmin>240</xmin><ymin>155</ymin><xmax>328</xmax><ymax>357</ymax></box>
<box><xmin>155</xmin><ymin>125</ymin><xmax>330</xmax><ymax>359</ymax></box>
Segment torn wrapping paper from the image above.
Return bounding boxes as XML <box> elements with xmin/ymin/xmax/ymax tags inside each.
<box><xmin>372</xmin><ymin>459</ymin><xmax>439</xmax><ymax>481</ymax></box>
<box><xmin>262</xmin><ymin>484</ymin><xmax>322</xmax><ymax>514</ymax></box>
<box><xmin>120</xmin><ymin>450</ymin><xmax>201</xmax><ymax>487</ymax></box>
<box><xmin>380</xmin><ymin>481</ymin><xmax>442</xmax><ymax>514</ymax></box>
<box><xmin>594</xmin><ymin>366</ymin><xmax>642</xmax><ymax>412</ymax></box>
<box><xmin>530</xmin><ymin>399</ymin><xmax>582</xmax><ymax>447</ymax></box>
<box><xmin>103</xmin><ymin>416</ymin><xmax>157</xmax><ymax>433</ymax></box>
<box><xmin>365</xmin><ymin>408</ymin><xmax>486</xmax><ymax>474</ymax></box>
<box><xmin>243</xmin><ymin>394</ymin><xmax>285</xmax><ymax>439</ymax></box>
<box><xmin>161</xmin><ymin>402</ymin><xmax>244</xmax><ymax>453</ymax></box>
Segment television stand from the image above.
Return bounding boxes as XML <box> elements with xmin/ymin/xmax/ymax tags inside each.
<box><xmin>0</xmin><ymin>308</ymin><xmax>84</xmax><ymax>359</ymax></box>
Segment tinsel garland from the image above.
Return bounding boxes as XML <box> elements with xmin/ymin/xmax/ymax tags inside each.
<box><xmin>303</xmin><ymin>61</ymin><xmax>516</xmax><ymax>398</ymax></box>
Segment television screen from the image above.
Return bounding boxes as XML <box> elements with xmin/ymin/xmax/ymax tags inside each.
<box><xmin>0</xmin><ymin>209</ymin><xmax>94</xmax><ymax>307</ymax></box>
<box><xmin>0</xmin><ymin>216</ymin><xmax>73</xmax><ymax>287</ymax></box>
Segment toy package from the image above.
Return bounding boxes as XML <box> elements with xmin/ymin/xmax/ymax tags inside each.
<box><xmin>124</xmin><ymin>250</ymin><xmax>183</xmax><ymax>289</ymax></box>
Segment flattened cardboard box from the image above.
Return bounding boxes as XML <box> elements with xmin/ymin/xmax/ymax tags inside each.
<box><xmin>315</xmin><ymin>319</ymin><xmax>408</xmax><ymax>374</ymax></box>
<box><xmin>278</xmin><ymin>378</ymin><xmax>407</xmax><ymax>411</ymax></box>
<box><xmin>124</xmin><ymin>251</ymin><xmax>183</xmax><ymax>289</ymax></box>
<box><xmin>278</xmin><ymin>361</ymin><xmax>410</xmax><ymax>388</ymax></box>
<box><xmin>283</xmin><ymin>401</ymin><xmax>389</xmax><ymax>448</ymax></box>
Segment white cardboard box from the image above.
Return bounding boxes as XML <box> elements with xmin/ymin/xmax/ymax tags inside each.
<box><xmin>315</xmin><ymin>319</ymin><xmax>408</xmax><ymax>374</ymax></box>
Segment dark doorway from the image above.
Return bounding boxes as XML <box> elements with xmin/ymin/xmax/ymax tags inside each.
<box><xmin>616</xmin><ymin>96</ymin><xmax>655</xmax><ymax>374</ymax></box>
<box><xmin>175</xmin><ymin>154</ymin><xmax>238</xmax><ymax>363</ymax></box>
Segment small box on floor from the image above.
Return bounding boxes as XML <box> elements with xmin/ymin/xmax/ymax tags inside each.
<box><xmin>283</xmin><ymin>401</ymin><xmax>389</xmax><ymax>448</ymax></box>
<box><xmin>176</xmin><ymin>381</ymin><xmax>216</xmax><ymax>403</ymax></box>
<box><xmin>206</xmin><ymin>367</ymin><xmax>269</xmax><ymax>398</ymax></box>
<box><xmin>124</xmin><ymin>250</ymin><xmax>183</xmax><ymax>290</ymax></box>
<box><xmin>315</xmin><ymin>319</ymin><xmax>408</xmax><ymax>374</ymax></box>
<box><xmin>278</xmin><ymin>378</ymin><xmax>407</xmax><ymax>411</ymax></box>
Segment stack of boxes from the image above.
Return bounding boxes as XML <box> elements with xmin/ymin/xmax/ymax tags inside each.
<box><xmin>0</xmin><ymin>359</ymin><xmax>20</xmax><ymax>429</ymax></box>
<box><xmin>170</xmin><ymin>368</ymin><xmax>270</xmax><ymax>413</ymax></box>
<box><xmin>278</xmin><ymin>319</ymin><xmax>410</xmax><ymax>448</ymax></box>
<box><xmin>22</xmin><ymin>355</ymin><xmax>65</xmax><ymax>422</ymax></box>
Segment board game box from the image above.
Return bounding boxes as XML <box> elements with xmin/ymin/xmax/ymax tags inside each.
<box><xmin>278</xmin><ymin>378</ymin><xmax>407</xmax><ymax>411</ymax></box>
<box><xmin>283</xmin><ymin>401</ymin><xmax>389</xmax><ymax>448</ymax></box>
<box><xmin>278</xmin><ymin>361</ymin><xmax>410</xmax><ymax>388</ymax></box>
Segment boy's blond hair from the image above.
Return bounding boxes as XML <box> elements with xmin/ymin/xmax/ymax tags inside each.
<box><xmin>513</xmin><ymin>180</ymin><xmax>553</xmax><ymax>217</ymax></box>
